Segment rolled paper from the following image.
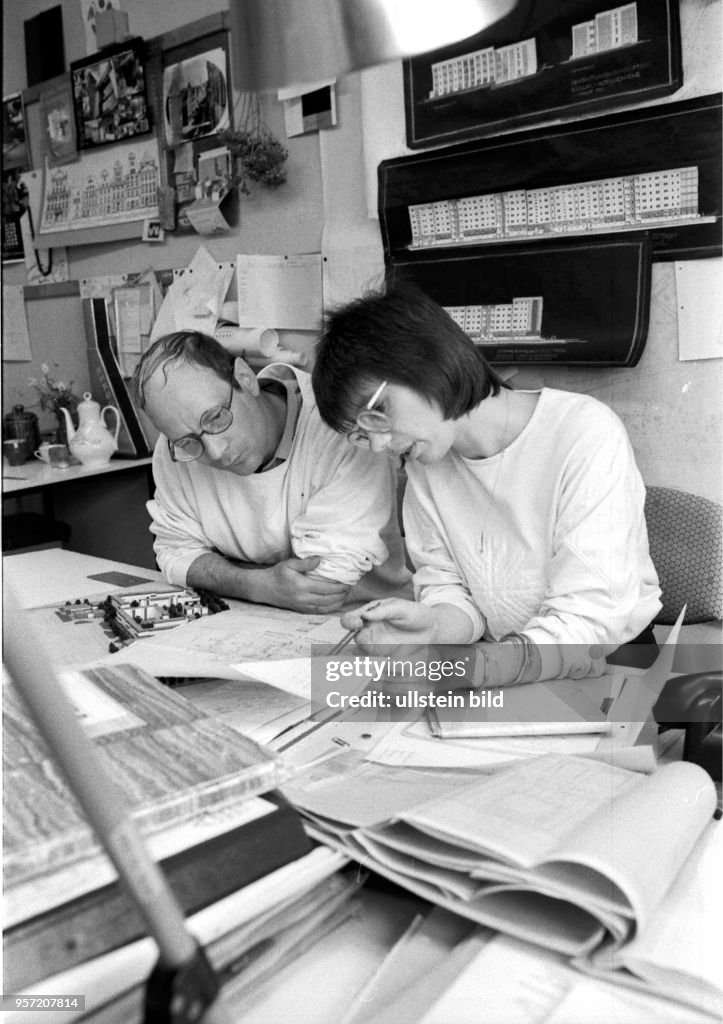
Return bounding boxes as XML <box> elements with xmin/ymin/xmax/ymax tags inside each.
<box><xmin>273</xmin><ymin>347</ymin><xmax>308</xmax><ymax>367</ymax></box>
<box><xmin>216</xmin><ymin>325</ymin><xmax>280</xmax><ymax>358</ymax></box>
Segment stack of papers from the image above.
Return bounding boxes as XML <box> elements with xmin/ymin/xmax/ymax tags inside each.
<box><xmin>283</xmin><ymin>751</ymin><xmax>721</xmax><ymax>1018</ymax></box>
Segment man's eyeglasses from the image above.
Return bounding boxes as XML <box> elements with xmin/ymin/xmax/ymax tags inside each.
<box><xmin>347</xmin><ymin>380</ymin><xmax>391</xmax><ymax>448</ymax></box>
<box><xmin>168</xmin><ymin>378</ymin><xmax>235</xmax><ymax>462</ymax></box>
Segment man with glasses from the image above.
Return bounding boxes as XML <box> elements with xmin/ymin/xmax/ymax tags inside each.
<box><xmin>133</xmin><ymin>330</ymin><xmax>410</xmax><ymax>613</ymax></box>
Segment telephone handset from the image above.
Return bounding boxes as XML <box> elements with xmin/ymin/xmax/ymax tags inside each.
<box><xmin>654</xmin><ymin>671</ymin><xmax>722</xmax><ymax>783</ymax></box>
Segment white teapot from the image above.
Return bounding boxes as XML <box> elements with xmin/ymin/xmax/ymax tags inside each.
<box><xmin>60</xmin><ymin>393</ymin><xmax>120</xmax><ymax>468</ymax></box>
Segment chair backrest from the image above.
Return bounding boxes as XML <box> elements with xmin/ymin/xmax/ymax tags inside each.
<box><xmin>644</xmin><ymin>486</ymin><xmax>723</xmax><ymax>626</ymax></box>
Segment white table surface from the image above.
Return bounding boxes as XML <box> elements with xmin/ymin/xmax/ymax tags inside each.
<box><xmin>2</xmin><ymin>455</ymin><xmax>153</xmax><ymax>495</ymax></box>
<box><xmin>2</xmin><ymin>548</ymin><xmax>165</xmax><ymax>609</ymax></box>
<box><xmin>2</xmin><ymin>549</ymin><xmax>426</xmax><ymax>1023</ymax></box>
<box><xmin>2</xmin><ymin>550</ymin><xmax>712</xmax><ymax>1024</ymax></box>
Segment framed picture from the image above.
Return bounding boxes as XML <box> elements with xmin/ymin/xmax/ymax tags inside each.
<box><xmin>404</xmin><ymin>0</ymin><xmax>682</xmax><ymax>149</ymax></box>
<box><xmin>162</xmin><ymin>44</ymin><xmax>230</xmax><ymax>148</ymax></box>
<box><xmin>70</xmin><ymin>38</ymin><xmax>151</xmax><ymax>149</ymax></box>
<box><xmin>150</xmin><ymin>20</ymin><xmax>232</xmax><ymax>232</ymax></box>
<box><xmin>2</xmin><ymin>93</ymin><xmax>29</xmax><ymax>262</ymax></box>
<box><xmin>39</xmin><ymin>79</ymin><xmax>77</xmax><ymax>166</ymax></box>
<box><xmin>390</xmin><ymin>236</ymin><xmax>651</xmax><ymax>366</ymax></box>
<box><xmin>3</xmin><ymin>92</ymin><xmax>29</xmax><ymax>170</ymax></box>
<box><xmin>380</xmin><ymin>93</ymin><xmax>722</xmax><ymax>263</ymax></box>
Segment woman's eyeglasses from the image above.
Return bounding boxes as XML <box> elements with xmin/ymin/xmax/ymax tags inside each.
<box><xmin>168</xmin><ymin>379</ymin><xmax>235</xmax><ymax>462</ymax></box>
<box><xmin>347</xmin><ymin>380</ymin><xmax>391</xmax><ymax>448</ymax></box>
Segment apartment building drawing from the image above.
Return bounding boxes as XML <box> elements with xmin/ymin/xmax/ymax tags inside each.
<box><xmin>443</xmin><ymin>296</ymin><xmax>575</xmax><ymax>346</ymax></box>
<box><xmin>571</xmin><ymin>3</ymin><xmax>639</xmax><ymax>59</ymax></box>
<box><xmin>424</xmin><ymin>3</ymin><xmax>641</xmax><ymax>103</ymax></box>
<box><xmin>408</xmin><ymin>166</ymin><xmax>707</xmax><ymax>248</ymax></box>
<box><xmin>428</xmin><ymin>38</ymin><xmax>537</xmax><ymax>98</ymax></box>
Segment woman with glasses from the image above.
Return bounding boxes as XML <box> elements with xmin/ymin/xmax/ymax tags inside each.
<box><xmin>133</xmin><ymin>330</ymin><xmax>411</xmax><ymax>614</ymax></box>
<box><xmin>312</xmin><ymin>283</ymin><xmax>661</xmax><ymax>685</ymax></box>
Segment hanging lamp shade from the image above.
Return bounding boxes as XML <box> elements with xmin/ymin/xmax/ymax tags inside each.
<box><xmin>229</xmin><ymin>0</ymin><xmax>519</xmax><ymax>90</ymax></box>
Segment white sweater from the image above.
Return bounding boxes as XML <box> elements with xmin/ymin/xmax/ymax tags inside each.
<box><xmin>148</xmin><ymin>365</ymin><xmax>410</xmax><ymax>602</ymax></box>
<box><xmin>404</xmin><ymin>388</ymin><xmax>661</xmax><ymax>679</ymax></box>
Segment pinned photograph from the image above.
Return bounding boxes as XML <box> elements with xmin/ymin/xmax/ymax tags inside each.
<box><xmin>2</xmin><ymin>93</ymin><xmax>28</xmax><ymax>170</ymax></box>
<box><xmin>2</xmin><ymin>93</ymin><xmax>29</xmax><ymax>262</ymax></box>
<box><xmin>39</xmin><ymin>81</ymin><xmax>78</xmax><ymax>166</ymax></box>
<box><xmin>70</xmin><ymin>39</ymin><xmax>150</xmax><ymax>149</ymax></box>
<box><xmin>163</xmin><ymin>47</ymin><xmax>230</xmax><ymax>148</ymax></box>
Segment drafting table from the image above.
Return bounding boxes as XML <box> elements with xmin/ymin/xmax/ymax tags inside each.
<box><xmin>2</xmin><ymin>549</ymin><xmax>716</xmax><ymax>1024</ymax></box>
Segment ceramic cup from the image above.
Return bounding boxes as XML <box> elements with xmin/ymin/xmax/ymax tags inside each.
<box><xmin>3</xmin><ymin>439</ymin><xmax>26</xmax><ymax>466</ymax></box>
<box><xmin>34</xmin><ymin>443</ymin><xmax>53</xmax><ymax>463</ymax></box>
<box><xmin>47</xmin><ymin>443</ymin><xmax>71</xmax><ymax>470</ymax></box>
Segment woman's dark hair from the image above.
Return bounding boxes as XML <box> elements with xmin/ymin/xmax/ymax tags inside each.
<box><xmin>133</xmin><ymin>331</ymin><xmax>235</xmax><ymax>409</ymax></box>
<box><xmin>312</xmin><ymin>281</ymin><xmax>509</xmax><ymax>433</ymax></box>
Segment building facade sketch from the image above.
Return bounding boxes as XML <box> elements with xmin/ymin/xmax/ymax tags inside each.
<box><xmin>404</xmin><ymin>0</ymin><xmax>682</xmax><ymax>149</ymax></box>
<box><xmin>408</xmin><ymin>166</ymin><xmax>709</xmax><ymax>249</ymax></box>
<box><xmin>571</xmin><ymin>3</ymin><xmax>639</xmax><ymax>58</ymax></box>
<box><xmin>444</xmin><ymin>296</ymin><xmax>585</xmax><ymax>347</ymax></box>
<box><xmin>425</xmin><ymin>4</ymin><xmax>639</xmax><ymax>102</ymax></box>
<box><xmin>429</xmin><ymin>39</ymin><xmax>537</xmax><ymax>98</ymax></box>
<box><xmin>445</xmin><ymin>297</ymin><xmax>552</xmax><ymax>345</ymax></box>
<box><xmin>40</xmin><ymin>139</ymin><xmax>160</xmax><ymax>233</ymax></box>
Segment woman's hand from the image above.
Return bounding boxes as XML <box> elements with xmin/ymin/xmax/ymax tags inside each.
<box><xmin>340</xmin><ymin>599</ymin><xmax>439</xmax><ymax>652</ymax></box>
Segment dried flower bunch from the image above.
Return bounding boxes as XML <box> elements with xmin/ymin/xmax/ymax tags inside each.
<box><xmin>29</xmin><ymin>363</ymin><xmax>80</xmax><ymax>417</ymax></box>
<box><xmin>218</xmin><ymin>92</ymin><xmax>288</xmax><ymax>196</ymax></box>
<box><xmin>218</xmin><ymin>127</ymin><xmax>288</xmax><ymax>192</ymax></box>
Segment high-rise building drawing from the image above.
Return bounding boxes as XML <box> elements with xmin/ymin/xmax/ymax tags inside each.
<box><xmin>429</xmin><ymin>38</ymin><xmax>537</xmax><ymax>98</ymax></box>
<box><xmin>571</xmin><ymin>3</ymin><xmax>638</xmax><ymax>58</ymax></box>
<box><xmin>445</xmin><ymin>297</ymin><xmax>546</xmax><ymax>344</ymax></box>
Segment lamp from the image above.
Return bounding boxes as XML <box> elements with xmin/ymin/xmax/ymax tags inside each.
<box><xmin>229</xmin><ymin>0</ymin><xmax>519</xmax><ymax>90</ymax></box>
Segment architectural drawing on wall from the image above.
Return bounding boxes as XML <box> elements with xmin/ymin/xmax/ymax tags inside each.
<box><xmin>571</xmin><ymin>3</ymin><xmax>638</xmax><ymax>58</ymax></box>
<box><xmin>403</xmin><ymin>0</ymin><xmax>682</xmax><ymax>148</ymax></box>
<box><xmin>40</xmin><ymin>139</ymin><xmax>160</xmax><ymax>234</ymax></box>
<box><xmin>445</xmin><ymin>296</ymin><xmax>586</xmax><ymax>347</ymax></box>
<box><xmin>427</xmin><ymin>39</ymin><xmax>537</xmax><ymax>99</ymax></box>
<box><xmin>425</xmin><ymin>5</ymin><xmax>639</xmax><ymax>103</ymax></box>
<box><xmin>408</xmin><ymin>167</ymin><xmax>712</xmax><ymax>249</ymax></box>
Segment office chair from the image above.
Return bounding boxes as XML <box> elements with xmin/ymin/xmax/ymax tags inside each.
<box><xmin>644</xmin><ymin>486</ymin><xmax>722</xmax><ymax>782</ymax></box>
<box><xmin>644</xmin><ymin>485</ymin><xmax>722</xmax><ymax>626</ymax></box>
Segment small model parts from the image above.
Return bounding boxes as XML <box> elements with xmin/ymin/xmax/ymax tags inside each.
<box><xmin>53</xmin><ymin>586</ymin><xmax>229</xmax><ymax>654</ymax></box>
<box><xmin>104</xmin><ymin>586</ymin><xmax>229</xmax><ymax>646</ymax></box>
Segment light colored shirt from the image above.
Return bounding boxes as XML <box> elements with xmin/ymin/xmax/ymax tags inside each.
<box><xmin>404</xmin><ymin>387</ymin><xmax>661</xmax><ymax>679</ymax></box>
<box><xmin>148</xmin><ymin>364</ymin><xmax>411</xmax><ymax>603</ymax></box>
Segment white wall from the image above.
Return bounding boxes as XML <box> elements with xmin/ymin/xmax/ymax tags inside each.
<box><xmin>348</xmin><ymin>0</ymin><xmax>723</xmax><ymax>502</ymax></box>
<box><xmin>3</xmin><ymin>0</ymin><xmax>721</xmax><ymax>501</ymax></box>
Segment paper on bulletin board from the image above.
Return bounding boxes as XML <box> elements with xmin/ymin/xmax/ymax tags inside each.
<box><xmin>184</xmin><ymin>197</ymin><xmax>231</xmax><ymax>236</ymax></box>
<box><xmin>113</xmin><ymin>283</ymin><xmax>155</xmax><ymax>377</ymax></box>
<box><xmin>236</xmin><ymin>254</ymin><xmax>323</xmax><ymax>330</ymax></box>
<box><xmin>676</xmin><ymin>258</ymin><xmax>723</xmax><ymax>361</ymax></box>
<box><xmin>278</xmin><ymin>79</ymin><xmax>337</xmax><ymax>137</ymax></box>
<box><xmin>1</xmin><ymin>286</ymin><xmax>32</xmax><ymax>361</ymax></box>
<box><xmin>150</xmin><ymin>245</ymin><xmax>234</xmax><ymax>342</ymax></box>
<box><xmin>80</xmin><ymin>0</ymin><xmax>122</xmax><ymax>54</ymax></box>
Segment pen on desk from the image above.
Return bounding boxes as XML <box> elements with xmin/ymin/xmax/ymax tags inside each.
<box><xmin>327</xmin><ymin>601</ymin><xmax>383</xmax><ymax>656</ymax></box>
<box><xmin>328</xmin><ymin>628</ymin><xmax>359</xmax><ymax>656</ymax></box>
